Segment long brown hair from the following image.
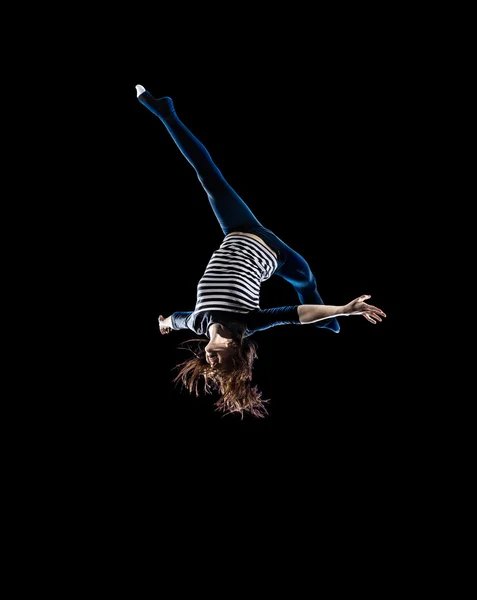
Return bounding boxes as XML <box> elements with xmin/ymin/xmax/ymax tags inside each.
<box><xmin>171</xmin><ymin>331</ymin><xmax>269</xmax><ymax>418</ymax></box>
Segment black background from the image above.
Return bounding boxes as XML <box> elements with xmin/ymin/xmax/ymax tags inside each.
<box><xmin>18</xmin><ymin>13</ymin><xmax>435</xmax><ymax>581</ymax></box>
<box><xmin>62</xmin><ymin>13</ymin><xmax>426</xmax><ymax>489</ymax></box>
<box><xmin>10</xmin><ymin>9</ymin><xmax>452</xmax><ymax>586</ymax></box>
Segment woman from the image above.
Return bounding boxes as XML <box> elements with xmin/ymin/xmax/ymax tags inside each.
<box><xmin>136</xmin><ymin>85</ymin><xmax>386</xmax><ymax>418</ymax></box>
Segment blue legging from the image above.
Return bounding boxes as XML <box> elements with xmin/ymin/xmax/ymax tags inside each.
<box><xmin>139</xmin><ymin>93</ymin><xmax>339</xmax><ymax>333</ymax></box>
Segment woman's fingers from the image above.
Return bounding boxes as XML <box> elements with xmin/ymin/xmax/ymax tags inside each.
<box><xmin>367</xmin><ymin>305</ymin><xmax>386</xmax><ymax>318</ymax></box>
<box><xmin>363</xmin><ymin>311</ymin><xmax>384</xmax><ymax>323</ymax></box>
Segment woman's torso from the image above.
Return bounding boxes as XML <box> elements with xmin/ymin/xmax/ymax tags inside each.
<box><xmin>192</xmin><ymin>232</ymin><xmax>277</xmax><ymax>317</ymax></box>
<box><xmin>227</xmin><ymin>231</ymin><xmax>278</xmax><ymax>258</ymax></box>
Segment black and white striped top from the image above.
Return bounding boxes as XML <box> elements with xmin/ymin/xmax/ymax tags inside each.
<box><xmin>194</xmin><ymin>234</ymin><xmax>278</xmax><ymax>314</ymax></box>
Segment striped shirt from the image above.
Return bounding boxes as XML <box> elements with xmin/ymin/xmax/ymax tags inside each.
<box><xmin>194</xmin><ymin>234</ymin><xmax>278</xmax><ymax>315</ymax></box>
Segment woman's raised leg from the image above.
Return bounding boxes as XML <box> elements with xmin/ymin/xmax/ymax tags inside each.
<box><xmin>136</xmin><ymin>85</ymin><xmax>261</xmax><ymax>235</ymax></box>
<box><xmin>137</xmin><ymin>86</ymin><xmax>339</xmax><ymax>333</ymax></box>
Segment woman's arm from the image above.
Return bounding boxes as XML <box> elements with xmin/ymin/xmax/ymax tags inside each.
<box><xmin>297</xmin><ymin>304</ymin><xmax>343</xmax><ymax>324</ymax></box>
<box><xmin>298</xmin><ymin>295</ymin><xmax>386</xmax><ymax>325</ymax></box>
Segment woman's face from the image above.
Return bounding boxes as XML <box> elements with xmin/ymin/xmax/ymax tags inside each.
<box><xmin>206</xmin><ymin>324</ymin><xmax>236</xmax><ymax>368</ymax></box>
<box><xmin>205</xmin><ymin>341</ymin><xmax>235</xmax><ymax>368</ymax></box>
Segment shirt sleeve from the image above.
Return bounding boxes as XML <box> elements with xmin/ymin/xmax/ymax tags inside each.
<box><xmin>171</xmin><ymin>312</ymin><xmax>193</xmax><ymax>330</ymax></box>
<box><xmin>247</xmin><ymin>306</ymin><xmax>301</xmax><ymax>333</ymax></box>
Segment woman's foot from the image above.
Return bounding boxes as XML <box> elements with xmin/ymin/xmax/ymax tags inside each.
<box><xmin>135</xmin><ymin>85</ymin><xmax>175</xmax><ymax>119</ymax></box>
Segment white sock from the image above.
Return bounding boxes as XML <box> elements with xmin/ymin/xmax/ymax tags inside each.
<box><xmin>136</xmin><ymin>85</ymin><xmax>146</xmax><ymax>97</ymax></box>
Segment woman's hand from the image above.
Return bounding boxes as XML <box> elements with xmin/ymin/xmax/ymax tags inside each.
<box><xmin>158</xmin><ymin>315</ymin><xmax>173</xmax><ymax>335</ymax></box>
<box><xmin>343</xmin><ymin>295</ymin><xmax>386</xmax><ymax>324</ymax></box>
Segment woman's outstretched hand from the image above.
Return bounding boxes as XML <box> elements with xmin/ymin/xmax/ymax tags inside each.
<box><xmin>158</xmin><ymin>315</ymin><xmax>172</xmax><ymax>335</ymax></box>
<box><xmin>343</xmin><ymin>295</ymin><xmax>386</xmax><ymax>324</ymax></box>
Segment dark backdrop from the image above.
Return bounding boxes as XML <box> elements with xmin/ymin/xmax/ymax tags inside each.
<box><xmin>77</xmin><ymin>17</ymin><xmax>423</xmax><ymax>480</ymax></box>
<box><xmin>20</xmin><ymin>11</ymin><xmax>430</xmax><ymax>578</ymax></box>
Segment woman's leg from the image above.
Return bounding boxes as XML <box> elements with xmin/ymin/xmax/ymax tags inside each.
<box><xmin>274</xmin><ymin>239</ymin><xmax>340</xmax><ymax>333</ymax></box>
<box><xmin>137</xmin><ymin>87</ymin><xmax>261</xmax><ymax>234</ymax></box>
<box><xmin>137</xmin><ymin>87</ymin><xmax>339</xmax><ymax>333</ymax></box>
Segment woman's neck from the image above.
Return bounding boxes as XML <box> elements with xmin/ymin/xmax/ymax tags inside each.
<box><xmin>208</xmin><ymin>323</ymin><xmax>233</xmax><ymax>342</ymax></box>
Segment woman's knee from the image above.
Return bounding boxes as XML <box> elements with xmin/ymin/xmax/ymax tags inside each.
<box><xmin>296</xmin><ymin>267</ymin><xmax>316</xmax><ymax>289</ymax></box>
